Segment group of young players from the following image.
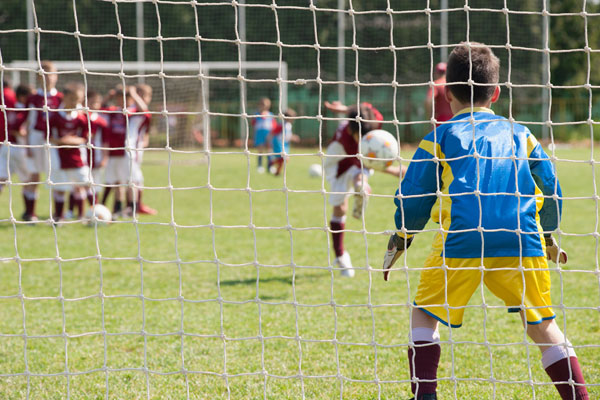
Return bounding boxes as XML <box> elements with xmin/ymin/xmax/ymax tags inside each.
<box><xmin>0</xmin><ymin>60</ymin><xmax>156</xmax><ymax>223</ymax></box>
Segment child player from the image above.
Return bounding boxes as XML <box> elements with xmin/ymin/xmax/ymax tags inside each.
<box><xmin>23</xmin><ymin>61</ymin><xmax>63</xmax><ymax>221</ymax></box>
<box><xmin>251</xmin><ymin>97</ymin><xmax>274</xmax><ymax>174</ymax></box>
<box><xmin>130</xmin><ymin>83</ymin><xmax>155</xmax><ymax>215</ymax></box>
<box><xmin>268</xmin><ymin>109</ymin><xmax>299</xmax><ymax>176</ymax></box>
<box><xmin>86</xmin><ymin>90</ymin><xmax>109</xmax><ymax>206</ymax></box>
<box><xmin>48</xmin><ymin>83</ymin><xmax>89</xmax><ymax>222</ymax></box>
<box><xmin>382</xmin><ymin>43</ymin><xmax>588</xmax><ymax>400</ymax></box>
<box><xmin>1</xmin><ymin>82</ymin><xmax>31</xmax><ymax>195</ymax></box>
<box><xmin>325</xmin><ymin>103</ymin><xmax>404</xmax><ymax>278</ymax></box>
<box><xmin>103</xmin><ymin>85</ymin><xmax>147</xmax><ymax>217</ymax></box>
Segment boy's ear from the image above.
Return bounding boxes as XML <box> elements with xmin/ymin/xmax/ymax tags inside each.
<box><xmin>491</xmin><ymin>86</ymin><xmax>501</xmax><ymax>103</ymax></box>
<box><xmin>444</xmin><ymin>86</ymin><xmax>453</xmax><ymax>104</ymax></box>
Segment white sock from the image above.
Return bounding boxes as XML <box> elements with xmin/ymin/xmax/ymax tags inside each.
<box><xmin>542</xmin><ymin>341</ymin><xmax>576</xmax><ymax>369</ymax></box>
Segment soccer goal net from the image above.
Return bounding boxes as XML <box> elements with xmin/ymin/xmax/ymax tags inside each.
<box><xmin>0</xmin><ymin>1</ymin><xmax>597</xmax><ymax>399</ymax></box>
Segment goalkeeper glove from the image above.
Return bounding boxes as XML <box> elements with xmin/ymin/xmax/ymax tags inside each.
<box><xmin>382</xmin><ymin>233</ymin><xmax>413</xmax><ymax>281</ymax></box>
<box><xmin>544</xmin><ymin>234</ymin><xmax>567</xmax><ymax>264</ymax></box>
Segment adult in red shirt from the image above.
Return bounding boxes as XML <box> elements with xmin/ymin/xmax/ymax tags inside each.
<box><xmin>424</xmin><ymin>62</ymin><xmax>453</xmax><ymax>125</ymax></box>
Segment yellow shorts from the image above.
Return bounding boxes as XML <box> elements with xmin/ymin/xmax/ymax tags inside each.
<box><xmin>414</xmin><ymin>253</ymin><xmax>555</xmax><ymax>328</ymax></box>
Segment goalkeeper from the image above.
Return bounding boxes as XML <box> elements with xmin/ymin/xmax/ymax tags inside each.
<box><xmin>383</xmin><ymin>42</ymin><xmax>588</xmax><ymax>400</ymax></box>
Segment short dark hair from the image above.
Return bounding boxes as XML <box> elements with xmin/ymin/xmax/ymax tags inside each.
<box><xmin>347</xmin><ymin>103</ymin><xmax>377</xmax><ymax>136</ymax></box>
<box><xmin>446</xmin><ymin>42</ymin><xmax>500</xmax><ymax>104</ymax></box>
<box><xmin>16</xmin><ymin>84</ymin><xmax>32</xmax><ymax>98</ymax></box>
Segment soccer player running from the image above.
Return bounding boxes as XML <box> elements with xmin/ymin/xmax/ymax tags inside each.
<box><xmin>423</xmin><ymin>62</ymin><xmax>453</xmax><ymax>126</ymax></box>
<box><xmin>23</xmin><ymin>61</ymin><xmax>63</xmax><ymax>221</ymax></box>
<box><xmin>48</xmin><ymin>83</ymin><xmax>90</xmax><ymax>222</ymax></box>
<box><xmin>325</xmin><ymin>102</ymin><xmax>405</xmax><ymax>277</ymax></box>
<box><xmin>251</xmin><ymin>97</ymin><xmax>274</xmax><ymax>174</ymax></box>
<box><xmin>383</xmin><ymin>43</ymin><xmax>588</xmax><ymax>400</ymax></box>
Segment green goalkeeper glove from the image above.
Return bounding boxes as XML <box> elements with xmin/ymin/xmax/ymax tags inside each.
<box><xmin>382</xmin><ymin>234</ymin><xmax>413</xmax><ymax>281</ymax></box>
<box><xmin>544</xmin><ymin>234</ymin><xmax>567</xmax><ymax>264</ymax></box>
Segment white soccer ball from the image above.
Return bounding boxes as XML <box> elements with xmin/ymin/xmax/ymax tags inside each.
<box><xmin>308</xmin><ymin>163</ymin><xmax>323</xmax><ymax>178</ymax></box>
<box><xmin>360</xmin><ymin>129</ymin><xmax>399</xmax><ymax>170</ymax></box>
<box><xmin>86</xmin><ymin>204</ymin><xmax>112</xmax><ymax>225</ymax></box>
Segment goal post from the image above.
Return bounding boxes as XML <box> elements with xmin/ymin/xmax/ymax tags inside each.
<box><xmin>5</xmin><ymin>60</ymin><xmax>288</xmax><ymax>151</ymax></box>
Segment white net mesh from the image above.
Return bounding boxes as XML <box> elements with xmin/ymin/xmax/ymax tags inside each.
<box><xmin>0</xmin><ymin>0</ymin><xmax>598</xmax><ymax>398</ymax></box>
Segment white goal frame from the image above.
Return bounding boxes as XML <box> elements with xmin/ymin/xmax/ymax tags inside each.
<box><xmin>5</xmin><ymin>60</ymin><xmax>288</xmax><ymax>151</ymax></box>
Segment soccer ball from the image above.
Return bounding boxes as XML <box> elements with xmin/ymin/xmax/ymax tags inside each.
<box><xmin>85</xmin><ymin>204</ymin><xmax>112</xmax><ymax>225</ymax></box>
<box><xmin>360</xmin><ymin>129</ymin><xmax>399</xmax><ymax>170</ymax></box>
<box><xmin>308</xmin><ymin>163</ymin><xmax>323</xmax><ymax>178</ymax></box>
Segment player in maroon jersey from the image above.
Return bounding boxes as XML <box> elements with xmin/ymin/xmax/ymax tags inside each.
<box><xmin>131</xmin><ymin>83</ymin><xmax>156</xmax><ymax>215</ymax></box>
<box><xmin>48</xmin><ymin>83</ymin><xmax>89</xmax><ymax>222</ymax></box>
<box><xmin>102</xmin><ymin>85</ymin><xmax>148</xmax><ymax>217</ymax></box>
<box><xmin>23</xmin><ymin>61</ymin><xmax>63</xmax><ymax>221</ymax></box>
<box><xmin>324</xmin><ymin>102</ymin><xmax>405</xmax><ymax>277</ymax></box>
<box><xmin>0</xmin><ymin>81</ymin><xmax>31</xmax><ymax>195</ymax></box>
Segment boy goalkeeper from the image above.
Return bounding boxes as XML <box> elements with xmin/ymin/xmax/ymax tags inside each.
<box><xmin>383</xmin><ymin>43</ymin><xmax>588</xmax><ymax>400</ymax></box>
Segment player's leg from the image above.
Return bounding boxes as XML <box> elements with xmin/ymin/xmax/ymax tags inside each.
<box><xmin>23</xmin><ymin>131</ymin><xmax>48</xmax><ymax>221</ymax></box>
<box><xmin>329</xmin><ymin>170</ymin><xmax>356</xmax><ymax>277</ymax></box>
<box><xmin>484</xmin><ymin>256</ymin><xmax>589</xmax><ymax>400</ymax></box>
<box><xmin>408</xmin><ymin>308</ymin><xmax>441</xmax><ymax>400</ymax></box>
<box><xmin>330</xmin><ymin>199</ymin><xmax>354</xmax><ymax>278</ymax></box>
<box><xmin>352</xmin><ymin>171</ymin><xmax>371</xmax><ymax>219</ymax></box>
<box><xmin>52</xmin><ymin>189</ymin><xmax>66</xmax><ymax>221</ymax></box>
<box><xmin>408</xmin><ymin>253</ymin><xmax>481</xmax><ymax>399</ymax></box>
<box><xmin>522</xmin><ymin>317</ymin><xmax>589</xmax><ymax>400</ymax></box>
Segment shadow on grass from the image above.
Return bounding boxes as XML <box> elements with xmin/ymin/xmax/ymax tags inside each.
<box><xmin>220</xmin><ymin>273</ymin><xmax>321</xmax><ymax>287</ymax></box>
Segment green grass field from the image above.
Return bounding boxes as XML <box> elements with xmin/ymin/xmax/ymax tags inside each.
<box><xmin>0</xmin><ymin>146</ymin><xmax>598</xmax><ymax>399</ymax></box>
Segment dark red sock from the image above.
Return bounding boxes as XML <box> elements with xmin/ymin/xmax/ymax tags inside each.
<box><xmin>408</xmin><ymin>341</ymin><xmax>441</xmax><ymax>396</ymax></box>
<box><xmin>330</xmin><ymin>220</ymin><xmax>345</xmax><ymax>258</ymax></box>
<box><xmin>54</xmin><ymin>199</ymin><xmax>65</xmax><ymax>220</ymax></box>
<box><xmin>74</xmin><ymin>197</ymin><xmax>84</xmax><ymax>218</ymax></box>
<box><xmin>275</xmin><ymin>158</ymin><xmax>284</xmax><ymax>175</ymax></box>
<box><xmin>101</xmin><ymin>187</ymin><xmax>112</xmax><ymax>205</ymax></box>
<box><xmin>137</xmin><ymin>190</ymin><xmax>143</xmax><ymax>208</ymax></box>
<box><xmin>87</xmin><ymin>192</ymin><xmax>97</xmax><ymax>206</ymax></box>
<box><xmin>23</xmin><ymin>193</ymin><xmax>36</xmax><ymax>216</ymax></box>
<box><xmin>68</xmin><ymin>193</ymin><xmax>75</xmax><ymax>213</ymax></box>
<box><xmin>545</xmin><ymin>357</ymin><xmax>589</xmax><ymax>400</ymax></box>
<box><xmin>113</xmin><ymin>200</ymin><xmax>122</xmax><ymax>214</ymax></box>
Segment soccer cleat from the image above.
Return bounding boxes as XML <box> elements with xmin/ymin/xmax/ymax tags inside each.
<box><xmin>64</xmin><ymin>210</ymin><xmax>74</xmax><ymax>220</ymax></box>
<box><xmin>21</xmin><ymin>213</ymin><xmax>38</xmax><ymax>222</ymax></box>
<box><xmin>335</xmin><ymin>251</ymin><xmax>355</xmax><ymax>278</ymax></box>
<box><xmin>257</xmin><ymin>166</ymin><xmax>266</xmax><ymax>174</ymax></box>
<box><xmin>269</xmin><ymin>165</ymin><xmax>278</xmax><ymax>175</ymax></box>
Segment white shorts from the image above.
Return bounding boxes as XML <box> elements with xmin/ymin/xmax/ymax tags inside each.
<box><xmin>92</xmin><ymin>167</ymin><xmax>105</xmax><ymax>186</ymax></box>
<box><xmin>49</xmin><ymin>166</ymin><xmax>90</xmax><ymax>192</ymax></box>
<box><xmin>106</xmin><ymin>156</ymin><xmax>144</xmax><ymax>185</ymax></box>
<box><xmin>0</xmin><ymin>144</ymin><xmax>30</xmax><ymax>182</ymax></box>
<box><xmin>27</xmin><ymin>129</ymin><xmax>50</xmax><ymax>176</ymax></box>
<box><xmin>327</xmin><ymin>166</ymin><xmax>360</xmax><ymax>207</ymax></box>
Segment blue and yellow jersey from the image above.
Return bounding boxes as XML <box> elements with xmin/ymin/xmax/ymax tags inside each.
<box><xmin>394</xmin><ymin>108</ymin><xmax>562</xmax><ymax>258</ymax></box>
